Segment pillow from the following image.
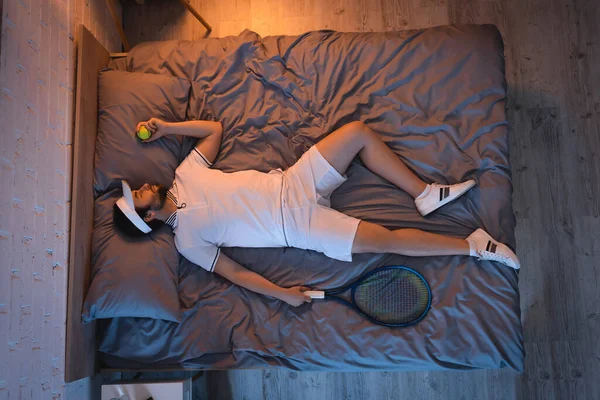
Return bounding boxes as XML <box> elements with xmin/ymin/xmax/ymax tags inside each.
<box><xmin>82</xmin><ymin>190</ymin><xmax>181</xmax><ymax>322</ymax></box>
<box><xmin>94</xmin><ymin>69</ymin><xmax>191</xmax><ymax>196</ymax></box>
<box><xmin>187</xmin><ymin>80</ymin><xmax>213</xmax><ymax>121</ymax></box>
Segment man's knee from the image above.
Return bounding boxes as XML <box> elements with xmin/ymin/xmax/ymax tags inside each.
<box><xmin>342</xmin><ymin>121</ymin><xmax>375</xmax><ymax>145</ymax></box>
<box><xmin>352</xmin><ymin>221</ymin><xmax>394</xmax><ymax>253</ymax></box>
<box><xmin>345</xmin><ymin>121</ymin><xmax>370</xmax><ymax>135</ymax></box>
<box><xmin>344</xmin><ymin>121</ymin><xmax>367</xmax><ymax>132</ymax></box>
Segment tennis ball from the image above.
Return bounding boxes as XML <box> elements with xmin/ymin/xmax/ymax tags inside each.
<box><xmin>137</xmin><ymin>126</ymin><xmax>151</xmax><ymax>140</ymax></box>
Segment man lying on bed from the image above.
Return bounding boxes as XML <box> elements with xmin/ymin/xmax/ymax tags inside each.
<box><xmin>113</xmin><ymin>118</ymin><xmax>520</xmax><ymax>307</ymax></box>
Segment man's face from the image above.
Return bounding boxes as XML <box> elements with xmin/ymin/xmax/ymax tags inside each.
<box><xmin>132</xmin><ymin>183</ymin><xmax>167</xmax><ymax>210</ymax></box>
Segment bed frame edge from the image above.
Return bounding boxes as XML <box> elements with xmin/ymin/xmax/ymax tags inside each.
<box><xmin>65</xmin><ymin>24</ymin><xmax>109</xmax><ymax>383</ymax></box>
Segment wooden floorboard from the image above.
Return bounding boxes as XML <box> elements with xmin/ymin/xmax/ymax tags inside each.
<box><xmin>119</xmin><ymin>0</ymin><xmax>600</xmax><ymax>399</ymax></box>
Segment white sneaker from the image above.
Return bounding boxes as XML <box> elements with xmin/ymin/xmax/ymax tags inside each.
<box><xmin>415</xmin><ymin>180</ymin><xmax>476</xmax><ymax>216</ymax></box>
<box><xmin>466</xmin><ymin>228</ymin><xmax>520</xmax><ymax>270</ymax></box>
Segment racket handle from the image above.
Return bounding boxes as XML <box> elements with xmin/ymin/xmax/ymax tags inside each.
<box><xmin>305</xmin><ymin>291</ymin><xmax>325</xmax><ymax>299</ymax></box>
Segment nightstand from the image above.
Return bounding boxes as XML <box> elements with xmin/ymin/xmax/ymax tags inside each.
<box><xmin>105</xmin><ymin>0</ymin><xmax>212</xmax><ymax>51</ymax></box>
<box><xmin>101</xmin><ymin>378</ymin><xmax>192</xmax><ymax>400</ymax></box>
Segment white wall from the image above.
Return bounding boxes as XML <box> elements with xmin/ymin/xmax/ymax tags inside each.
<box><xmin>0</xmin><ymin>0</ymin><xmax>121</xmax><ymax>398</ymax></box>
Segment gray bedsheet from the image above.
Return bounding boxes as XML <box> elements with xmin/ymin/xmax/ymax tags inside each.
<box><xmin>99</xmin><ymin>25</ymin><xmax>524</xmax><ymax>371</ymax></box>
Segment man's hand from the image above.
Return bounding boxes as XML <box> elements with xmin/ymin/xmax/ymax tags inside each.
<box><xmin>280</xmin><ymin>286</ymin><xmax>313</xmax><ymax>307</ymax></box>
<box><xmin>136</xmin><ymin>118</ymin><xmax>168</xmax><ymax>142</ymax></box>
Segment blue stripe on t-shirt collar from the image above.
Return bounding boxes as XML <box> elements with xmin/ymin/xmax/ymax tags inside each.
<box><xmin>165</xmin><ymin>187</ymin><xmax>178</xmax><ymax>228</ymax></box>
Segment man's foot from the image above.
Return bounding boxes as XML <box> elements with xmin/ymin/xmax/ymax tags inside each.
<box><xmin>415</xmin><ymin>180</ymin><xmax>476</xmax><ymax>216</ymax></box>
<box><xmin>466</xmin><ymin>228</ymin><xmax>520</xmax><ymax>270</ymax></box>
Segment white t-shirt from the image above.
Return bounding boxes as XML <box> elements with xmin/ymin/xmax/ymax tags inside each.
<box><xmin>172</xmin><ymin>149</ymin><xmax>287</xmax><ymax>272</ymax></box>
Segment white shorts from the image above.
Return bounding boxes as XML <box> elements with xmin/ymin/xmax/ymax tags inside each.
<box><xmin>281</xmin><ymin>146</ymin><xmax>361</xmax><ymax>262</ymax></box>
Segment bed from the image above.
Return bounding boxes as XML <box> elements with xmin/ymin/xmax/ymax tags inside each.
<box><xmin>65</xmin><ymin>24</ymin><xmax>523</xmax><ymax>382</ymax></box>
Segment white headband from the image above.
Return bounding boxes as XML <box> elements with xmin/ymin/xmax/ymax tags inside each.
<box><xmin>116</xmin><ymin>180</ymin><xmax>152</xmax><ymax>234</ymax></box>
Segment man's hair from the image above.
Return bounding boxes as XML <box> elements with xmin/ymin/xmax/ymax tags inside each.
<box><xmin>113</xmin><ymin>203</ymin><xmax>164</xmax><ymax>237</ymax></box>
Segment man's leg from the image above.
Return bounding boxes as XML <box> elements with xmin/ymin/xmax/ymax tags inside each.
<box><xmin>315</xmin><ymin>121</ymin><xmax>427</xmax><ymax>199</ymax></box>
<box><xmin>350</xmin><ymin>220</ymin><xmax>521</xmax><ymax>269</ymax></box>
<box><xmin>351</xmin><ymin>220</ymin><xmax>470</xmax><ymax>257</ymax></box>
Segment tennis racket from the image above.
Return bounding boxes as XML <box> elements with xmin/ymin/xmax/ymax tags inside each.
<box><xmin>305</xmin><ymin>266</ymin><xmax>431</xmax><ymax>327</ymax></box>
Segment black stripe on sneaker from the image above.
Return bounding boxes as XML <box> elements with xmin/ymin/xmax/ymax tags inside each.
<box><xmin>490</xmin><ymin>243</ymin><xmax>497</xmax><ymax>253</ymax></box>
<box><xmin>486</xmin><ymin>241</ymin><xmax>491</xmax><ymax>252</ymax></box>
<box><xmin>439</xmin><ymin>188</ymin><xmax>444</xmax><ymax>201</ymax></box>
<box><xmin>444</xmin><ymin>187</ymin><xmax>450</xmax><ymax>199</ymax></box>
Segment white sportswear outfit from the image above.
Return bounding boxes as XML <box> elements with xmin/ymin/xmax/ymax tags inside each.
<box><xmin>166</xmin><ymin>146</ymin><xmax>361</xmax><ymax>272</ymax></box>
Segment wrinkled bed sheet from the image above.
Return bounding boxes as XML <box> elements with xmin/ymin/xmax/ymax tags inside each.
<box><xmin>100</xmin><ymin>24</ymin><xmax>524</xmax><ymax>371</ymax></box>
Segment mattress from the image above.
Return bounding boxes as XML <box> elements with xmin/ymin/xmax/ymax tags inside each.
<box><xmin>99</xmin><ymin>24</ymin><xmax>524</xmax><ymax>371</ymax></box>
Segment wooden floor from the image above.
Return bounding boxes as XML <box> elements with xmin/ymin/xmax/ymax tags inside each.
<box><xmin>120</xmin><ymin>0</ymin><xmax>600</xmax><ymax>399</ymax></box>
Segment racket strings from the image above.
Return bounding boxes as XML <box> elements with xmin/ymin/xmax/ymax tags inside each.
<box><xmin>353</xmin><ymin>269</ymin><xmax>430</xmax><ymax>325</ymax></box>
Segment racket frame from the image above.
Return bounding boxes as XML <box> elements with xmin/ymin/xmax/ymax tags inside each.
<box><xmin>319</xmin><ymin>265</ymin><xmax>432</xmax><ymax>327</ymax></box>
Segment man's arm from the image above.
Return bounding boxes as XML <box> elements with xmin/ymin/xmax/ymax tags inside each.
<box><xmin>214</xmin><ymin>253</ymin><xmax>312</xmax><ymax>307</ymax></box>
<box><xmin>160</xmin><ymin>120</ymin><xmax>222</xmax><ymax>139</ymax></box>
<box><xmin>137</xmin><ymin>118</ymin><xmax>223</xmax><ymax>164</ymax></box>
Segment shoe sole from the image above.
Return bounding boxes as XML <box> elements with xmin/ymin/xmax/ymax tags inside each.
<box><xmin>499</xmin><ymin>244</ymin><xmax>521</xmax><ymax>270</ymax></box>
<box><xmin>484</xmin><ymin>247</ymin><xmax>521</xmax><ymax>270</ymax></box>
<box><xmin>419</xmin><ymin>180</ymin><xmax>476</xmax><ymax>216</ymax></box>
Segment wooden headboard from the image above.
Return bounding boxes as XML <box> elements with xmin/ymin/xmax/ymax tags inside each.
<box><xmin>65</xmin><ymin>25</ymin><xmax>109</xmax><ymax>383</ymax></box>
